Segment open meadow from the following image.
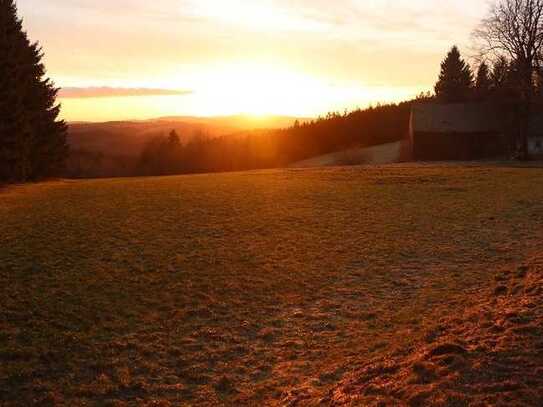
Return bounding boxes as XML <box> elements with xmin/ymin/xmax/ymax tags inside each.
<box><xmin>2</xmin><ymin>164</ymin><xmax>543</xmax><ymax>405</ymax></box>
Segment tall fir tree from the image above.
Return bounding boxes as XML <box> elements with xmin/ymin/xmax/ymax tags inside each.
<box><xmin>434</xmin><ymin>46</ymin><xmax>474</xmax><ymax>103</ymax></box>
<box><xmin>490</xmin><ymin>56</ymin><xmax>510</xmax><ymax>91</ymax></box>
<box><xmin>475</xmin><ymin>62</ymin><xmax>492</xmax><ymax>100</ymax></box>
<box><xmin>0</xmin><ymin>0</ymin><xmax>67</xmax><ymax>182</ymax></box>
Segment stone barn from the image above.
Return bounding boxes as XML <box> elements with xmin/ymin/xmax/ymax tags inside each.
<box><xmin>409</xmin><ymin>103</ymin><xmax>508</xmax><ymax>161</ymax></box>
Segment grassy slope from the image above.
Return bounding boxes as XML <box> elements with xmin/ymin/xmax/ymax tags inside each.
<box><xmin>323</xmin><ymin>251</ymin><xmax>543</xmax><ymax>406</ymax></box>
<box><xmin>291</xmin><ymin>141</ymin><xmax>403</xmax><ymax>168</ymax></box>
<box><xmin>1</xmin><ymin>164</ymin><xmax>543</xmax><ymax>405</ymax></box>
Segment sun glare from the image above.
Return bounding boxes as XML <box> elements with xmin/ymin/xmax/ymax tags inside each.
<box><xmin>57</xmin><ymin>60</ymin><xmax>426</xmax><ymax>122</ymax></box>
<box><xmin>58</xmin><ymin>67</ymin><xmax>424</xmax><ymax>122</ymax></box>
<box><xmin>195</xmin><ymin>63</ymin><xmax>322</xmax><ymax>116</ymax></box>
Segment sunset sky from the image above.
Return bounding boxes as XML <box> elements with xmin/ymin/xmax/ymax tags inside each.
<box><xmin>18</xmin><ymin>0</ymin><xmax>490</xmax><ymax>122</ymax></box>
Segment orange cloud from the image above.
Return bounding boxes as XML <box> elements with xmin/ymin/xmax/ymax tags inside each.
<box><xmin>59</xmin><ymin>87</ymin><xmax>193</xmax><ymax>98</ymax></box>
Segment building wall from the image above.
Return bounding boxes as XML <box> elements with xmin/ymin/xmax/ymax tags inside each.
<box><xmin>412</xmin><ymin>131</ymin><xmax>507</xmax><ymax>161</ymax></box>
<box><xmin>410</xmin><ymin>102</ymin><xmax>543</xmax><ymax>161</ymax></box>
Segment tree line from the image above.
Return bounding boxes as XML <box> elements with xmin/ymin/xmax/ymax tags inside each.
<box><xmin>134</xmin><ymin>102</ymin><xmax>416</xmax><ymax>176</ymax></box>
<box><xmin>435</xmin><ymin>46</ymin><xmax>543</xmax><ymax>104</ymax></box>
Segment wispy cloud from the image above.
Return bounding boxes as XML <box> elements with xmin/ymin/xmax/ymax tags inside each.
<box><xmin>18</xmin><ymin>0</ymin><xmax>493</xmax><ymax>120</ymax></box>
<box><xmin>181</xmin><ymin>0</ymin><xmax>332</xmax><ymax>33</ymax></box>
<box><xmin>59</xmin><ymin>87</ymin><xmax>193</xmax><ymax>99</ymax></box>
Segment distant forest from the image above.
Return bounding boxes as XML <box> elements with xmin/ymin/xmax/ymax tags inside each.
<box><xmin>138</xmin><ymin>102</ymin><xmax>422</xmax><ymax>176</ymax></box>
<box><xmin>67</xmin><ymin>100</ymin><xmax>424</xmax><ymax>178</ymax></box>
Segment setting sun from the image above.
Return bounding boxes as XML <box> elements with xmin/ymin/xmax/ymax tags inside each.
<box><xmin>17</xmin><ymin>0</ymin><xmax>489</xmax><ymax>121</ymax></box>
<box><xmin>59</xmin><ymin>62</ymin><xmax>427</xmax><ymax>122</ymax></box>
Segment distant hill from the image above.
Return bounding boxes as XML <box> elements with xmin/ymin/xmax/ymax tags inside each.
<box><xmin>67</xmin><ymin>115</ymin><xmax>308</xmax><ymax>157</ymax></box>
<box><xmin>65</xmin><ymin>102</ymin><xmax>415</xmax><ymax>178</ymax></box>
<box><xmin>65</xmin><ymin>115</ymin><xmax>309</xmax><ymax>178</ymax></box>
<box><xmin>156</xmin><ymin>115</ymin><xmax>310</xmax><ymax>130</ymax></box>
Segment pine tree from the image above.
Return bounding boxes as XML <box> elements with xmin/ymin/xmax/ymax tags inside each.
<box><xmin>434</xmin><ymin>46</ymin><xmax>474</xmax><ymax>103</ymax></box>
<box><xmin>490</xmin><ymin>56</ymin><xmax>510</xmax><ymax>91</ymax></box>
<box><xmin>168</xmin><ymin>129</ymin><xmax>180</xmax><ymax>146</ymax></box>
<box><xmin>0</xmin><ymin>0</ymin><xmax>67</xmax><ymax>182</ymax></box>
<box><xmin>475</xmin><ymin>62</ymin><xmax>492</xmax><ymax>100</ymax></box>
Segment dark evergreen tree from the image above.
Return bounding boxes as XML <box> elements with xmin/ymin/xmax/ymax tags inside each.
<box><xmin>490</xmin><ymin>56</ymin><xmax>510</xmax><ymax>91</ymax></box>
<box><xmin>475</xmin><ymin>62</ymin><xmax>492</xmax><ymax>100</ymax></box>
<box><xmin>0</xmin><ymin>0</ymin><xmax>67</xmax><ymax>182</ymax></box>
<box><xmin>434</xmin><ymin>46</ymin><xmax>474</xmax><ymax>103</ymax></box>
<box><xmin>168</xmin><ymin>129</ymin><xmax>180</xmax><ymax>146</ymax></box>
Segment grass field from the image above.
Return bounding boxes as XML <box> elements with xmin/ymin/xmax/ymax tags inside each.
<box><xmin>2</xmin><ymin>164</ymin><xmax>543</xmax><ymax>405</ymax></box>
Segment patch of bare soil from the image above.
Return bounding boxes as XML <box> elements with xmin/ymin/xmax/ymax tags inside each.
<box><xmin>289</xmin><ymin>253</ymin><xmax>543</xmax><ymax>406</ymax></box>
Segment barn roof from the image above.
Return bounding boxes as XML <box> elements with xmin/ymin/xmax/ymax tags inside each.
<box><xmin>411</xmin><ymin>103</ymin><xmax>502</xmax><ymax>134</ymax></box>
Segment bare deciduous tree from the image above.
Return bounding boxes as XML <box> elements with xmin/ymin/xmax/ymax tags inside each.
<box><xmin>474</xmin><ymin>0</ymin><xmax>543</xmax><ymax>158</ymax></box>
